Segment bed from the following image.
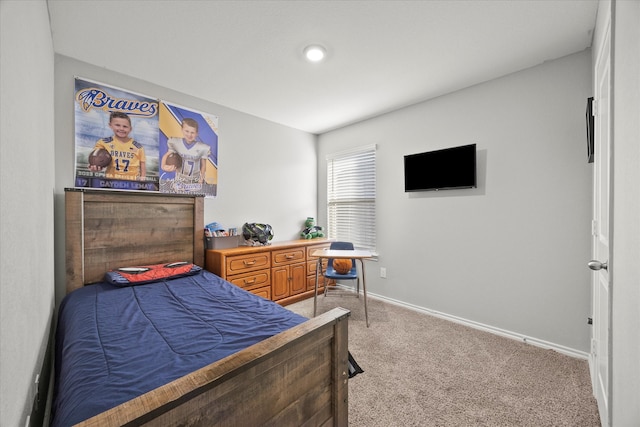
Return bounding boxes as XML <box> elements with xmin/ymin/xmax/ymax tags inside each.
<box><xmin>54</xmin><ymin>188</ymin><xmax>351</xmax><ymax>426</ymax></box>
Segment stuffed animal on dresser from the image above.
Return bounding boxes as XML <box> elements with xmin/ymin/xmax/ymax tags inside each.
<box><xmin>300</xmin><ymin>217</ymin><xmax>324</xmax><ymax>239</ymax></box>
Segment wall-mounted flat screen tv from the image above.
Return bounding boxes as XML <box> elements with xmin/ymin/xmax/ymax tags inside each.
<box><xmin>404</xmin><ymin>143</ymin><xmax>477</xmax><ymax>192</ymax></box>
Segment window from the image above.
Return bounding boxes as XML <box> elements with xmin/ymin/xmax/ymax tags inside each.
<box><xmin>327</xmin><ymin>145</ymin><xmax>376</xmax><ymax>252</ymax></box>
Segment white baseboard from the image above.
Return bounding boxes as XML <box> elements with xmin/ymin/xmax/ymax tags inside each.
<box><xmin>335</xmin><ymin>283</ymin><xmax>590</xmax><ymax>360</ymax></box>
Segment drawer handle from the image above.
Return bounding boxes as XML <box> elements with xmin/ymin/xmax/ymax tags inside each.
<box><xmin>285</xmin><ymin>255</ymin><xmax>295</xmax><ymax>259</ymax></box>
<box><xmin>243</xmin><ymin>259</ymin><xmax>257</xmax><ymax>266</ymax></box>
<box><xmin>244</xmin><ymin>278</ymin><xmax>256</xmax><ymax>284</ymax></box>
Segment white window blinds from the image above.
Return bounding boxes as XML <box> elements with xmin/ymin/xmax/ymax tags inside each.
<box><xmin>327</xmin><ymin>145</ymin><xmax>376</xmax><ymax>252</ymax></box>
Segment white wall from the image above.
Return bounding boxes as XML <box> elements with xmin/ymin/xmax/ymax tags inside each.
<box><xmin>318</xmin><ymin>51</ymin><xmax>593</xmax><ymax>353</ymax></box>
<box><xmin>0</xmin><ymin>1</ymin><xmax>56</xmax><ymax>425</ymax></box>
<box><xmin>611</xmin><ymin>1</ymin><xmax>640</xmax><ymax>424</ymax></box>
<box><xmin>53</xmin><ymin>55</ymin><xmax>318</xmax><ymax>303</ymax></box>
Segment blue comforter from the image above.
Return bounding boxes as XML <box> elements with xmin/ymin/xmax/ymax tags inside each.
<box><xmin>51</xmin><ymin>270</ymin><xmax>307</xmax><ymax>427</ymax></box>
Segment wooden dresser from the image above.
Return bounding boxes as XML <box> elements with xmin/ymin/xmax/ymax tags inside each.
<box><xmin>205</xmin><ymin>239</ymin><xmax>333</xmax><ymax>305</ymax></box>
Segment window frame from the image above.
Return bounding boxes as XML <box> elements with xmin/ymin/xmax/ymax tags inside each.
<box><xmin>326</xmin><ymin>144</ymin><xmax>377</xmax><ymax>253</ymax></box>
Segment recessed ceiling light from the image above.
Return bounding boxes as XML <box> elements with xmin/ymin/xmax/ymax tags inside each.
<box><xmin>303</xmin><ymin>45</ymin><xmax>327</xmax><ymax>63</ymax></box>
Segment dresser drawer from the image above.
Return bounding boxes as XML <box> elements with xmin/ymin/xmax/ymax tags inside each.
<box><xmin>250</xmin><ymin>286</ymin><xmax>271</xmax><ymax>300</ymax></box>
<box><xmin>271</xmin><ymin>247</ymin><xmax>305</xmax><ymax>266</ymax></box>
<box><xmin>307</xmin><ymin>258</ymin><xmax>328</xmax><ymax>275</ymax></box>
<box><xmin>228</xmin><ymin>269</ymin><xmax>271</xmax><ymax>291</ymax></box>
<box><xmin>226</xmin><ymin>252</ymin><xmax>271</xmax><ymax>275</ymax></box>
<box><xmin>307</xmin><ymin>275</ymin><xmax>332</xmax><ymax>291</ymax></box>
<box><xmin>306</xmin><ymin>243</ymin><xmax>330</xmax><ymax>259</ymax></box>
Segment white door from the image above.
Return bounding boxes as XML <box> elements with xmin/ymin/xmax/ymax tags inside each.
<box><xmin>590</xmin><ymin>17</ymin><xmax>611</xmax><ymax>427</ymax></box>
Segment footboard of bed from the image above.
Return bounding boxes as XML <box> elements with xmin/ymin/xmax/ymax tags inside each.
<box><xmin>76</xmin><ymin>307</ymin><xmax>350</xmax><ymax>427</ymax></box>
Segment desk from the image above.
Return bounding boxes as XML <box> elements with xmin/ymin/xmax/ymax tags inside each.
<box><xmin>310</xmin><ymin>249</ymin><xmax>373</xmax><ymax>327</ymax></box>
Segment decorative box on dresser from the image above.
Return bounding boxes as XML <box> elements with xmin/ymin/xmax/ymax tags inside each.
<box><xmin>205</xmin><ymin>239</ymin><xmax>333</xmax><ymax>305</ymax></box>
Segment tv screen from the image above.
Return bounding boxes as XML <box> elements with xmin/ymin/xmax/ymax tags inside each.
<box><xmin>404</xmin><ymin>144</ymin><xmax>477</xmax><ymax>192</ymax></box>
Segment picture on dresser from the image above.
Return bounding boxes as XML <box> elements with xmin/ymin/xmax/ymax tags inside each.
<box><xmin>158</xmin><ymin>101</ymin><xmax>219</xmax><ymax>198</ymax></box>
<box><xmin>73</xmin><ymin>77</ymin><xmax>160</xmax><ymax>191</ymax></box>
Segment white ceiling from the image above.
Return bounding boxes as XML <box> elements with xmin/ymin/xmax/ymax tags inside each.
<box><xmin>47</xmin><ymin>0</ymin><xmax>598</xmax><ymax>134</ymax></box>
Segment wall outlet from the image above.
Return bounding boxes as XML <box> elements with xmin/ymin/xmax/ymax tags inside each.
<box><xmin>380</xmin><ymin>267</ymin><xmax>387</xmax><ymax>278</ymax></box>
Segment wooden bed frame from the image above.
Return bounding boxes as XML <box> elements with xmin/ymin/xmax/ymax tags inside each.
<box><xmin>64</xmin><ymin>188</ymin><xmax>350</xmax><ymax>426</ymax></box>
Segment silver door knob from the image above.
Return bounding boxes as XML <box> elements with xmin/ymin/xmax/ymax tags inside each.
<box><xmin>588</xmin><ymin>260</ymin><xmax>608</xmax><ymax>271</ymax></box>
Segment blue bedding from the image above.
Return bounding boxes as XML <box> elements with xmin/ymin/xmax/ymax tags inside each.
<box><xmin>51</xmin><ymin>270</ymin><xmax>307</xmax><ymax>427</ymax></box>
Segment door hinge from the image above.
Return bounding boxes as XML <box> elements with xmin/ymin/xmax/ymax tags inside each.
<box><xmin>591</xmin><ymin>99</ymin><xmax>597</xmax><ymax>116</ymax></box>
<box><xmin>591</xmin><ymin>219</ymin><xmax>598</xmax><ymax>236</ymax></box>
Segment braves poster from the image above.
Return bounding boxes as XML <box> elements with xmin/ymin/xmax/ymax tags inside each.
<box><xmin>74</xmin><ymin>78</ymin><xmax>160</xmax><ymax>191</ymax></box>
<box><xmin>73</xmin><ymin>77</ymin><xmax>219</xmax><ymax>197</ymax></box>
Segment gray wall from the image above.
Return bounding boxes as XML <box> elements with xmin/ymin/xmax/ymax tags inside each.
<box><xmin>3</xmin><ymin>2</ymin><xmax>639</xmax><ymax>426</ymax></box>
<box><xmin>0</xmin><ymin>1</ymin><xmax>56</xmax><ymax>426</ymax></box>
<box><xmin>53</xmin><ymin>56</ymin><xmax>319</xmax><ymax>304</ymax></box>
<box><xmin>318</xmin><ymin>51</ymin><xmax>593</xmax><ymax>354</ymax></box>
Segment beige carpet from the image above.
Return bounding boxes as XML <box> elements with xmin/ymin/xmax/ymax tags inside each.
<box><xmin>286</xmin><ymin>293</ymin><xmax>601</xmax><ymax>427</ymax></box>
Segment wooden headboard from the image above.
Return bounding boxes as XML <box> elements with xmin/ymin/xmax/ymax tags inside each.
<box><xmin>65</xmin><ymin>188</ymin><xmax>204</xmax><ymax>294</ymax></box>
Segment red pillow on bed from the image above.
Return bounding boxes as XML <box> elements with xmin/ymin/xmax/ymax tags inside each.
<box><xmin>105</xmin><ymin>262</ymin><xmax>202</xmax><ymax>286</ymax></box>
